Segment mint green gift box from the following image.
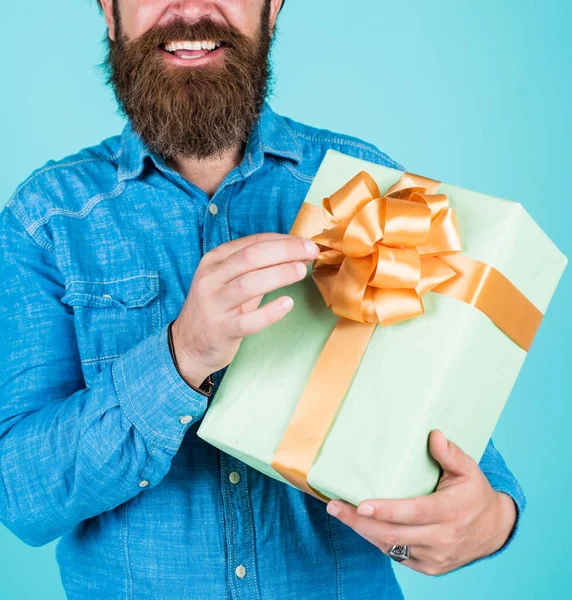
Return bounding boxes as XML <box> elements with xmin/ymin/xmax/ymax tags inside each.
<box><xmin>197</xmin><ymin>150</ymin><xmax>567</xmax><ymax>506</ymax></box>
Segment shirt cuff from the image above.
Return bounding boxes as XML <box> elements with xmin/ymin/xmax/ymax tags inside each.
<box><xmin>112</xmin><ymin>322</ymin><xmax>211</xmax><ymax>453</ymax></box>
<box><xmin>464</xmin><ymin>471</ymin><xmax>526</xmax><ymax>569</ymax></box>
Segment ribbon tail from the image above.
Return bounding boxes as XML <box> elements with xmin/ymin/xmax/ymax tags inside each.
<box><xmin>271</xmin><ymin>317</ymin><xmax>377</xmax><ymax>503</ymax></box>
<box><xmin>312</xmin><ymin>269</ymin><xmax>337</xmax><ymax>307</ymax></box>
<box><xmin>434</xmin><ymin>254</ymin><xmax>543</xmax><ymax>351</ymax></box>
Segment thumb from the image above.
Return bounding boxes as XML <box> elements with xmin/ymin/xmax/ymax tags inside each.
<box><xmin>429</xmin><ymin>430</ymin><xmax>473</xmax><ymax>477</ymax></box>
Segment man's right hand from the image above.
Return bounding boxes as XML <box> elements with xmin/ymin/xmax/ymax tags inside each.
<box><xmin>171</xmin><ymin>233</ymin><xmax>320</xmax><ymax>388</ymax></box>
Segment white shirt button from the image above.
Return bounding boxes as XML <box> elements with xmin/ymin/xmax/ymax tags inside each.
<box><xmin>229</xmin><ymin>471</ymin><xmax>241</xmax><ymax>484</ymax></box>
<box><xmin>138</xmin><ymin>480</ymin><xmax>150</xmax><ymax>488</ymax></box>
<box><xmin>179</xmin><ymin>415</ymin><xmax>193</xmax><ymax>425</ymax></box>
<box><xmin>235</xmin><ymin>564</ymin><xmax>246</xmax><ymax>578</ymax></box>
<box><xmin>209</xmin><ymin>203</ymin><xmax>219</xmax><ymax>215</ymax></box>
<box><xmin>102</xmin><ymin>293</ymin><xmax>113</xmax><ymax>299</ymax></box>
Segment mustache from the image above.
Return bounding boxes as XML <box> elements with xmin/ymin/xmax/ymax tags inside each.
<box><xmin>120</xmin><ymin>17</ymin><xmax>247</xmax><ymax>55</ymax></box>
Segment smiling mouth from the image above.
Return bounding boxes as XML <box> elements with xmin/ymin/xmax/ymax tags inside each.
<box><xmin>159</xmin><ymin>40</ymin><xmax>227</xmax><ymax>61</ymax></box>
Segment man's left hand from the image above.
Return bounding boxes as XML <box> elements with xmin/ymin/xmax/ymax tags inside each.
<box><xmin>325</xmin><ymin>430</ymin><xmax>517</xmax><ymax>576</ymax></box>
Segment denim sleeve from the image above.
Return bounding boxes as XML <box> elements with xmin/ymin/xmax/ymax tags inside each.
<box><xmin>0</xmin><ymin>205</ymin><xmax>209</xmax><ymax>547</ymax></box>
<box><xmin>466</xmin><ymin>437</ymin><xmax>526</xmax><ymax>567</ymax></box>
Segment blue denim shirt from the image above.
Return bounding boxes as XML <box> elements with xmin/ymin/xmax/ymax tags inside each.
<box><xmin>0</xmin><ymin>103</ymin><xmax>525</xmax><ymax>600</ymax></box>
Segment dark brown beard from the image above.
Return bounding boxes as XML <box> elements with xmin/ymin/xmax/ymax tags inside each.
<box><xmin>104</xmin><ymin>7</ymin><xmax>273</xmax><ymax>160</ymax></box>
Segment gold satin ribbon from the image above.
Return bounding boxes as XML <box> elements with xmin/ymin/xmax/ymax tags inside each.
<box><xmin>271</xmin><ymin>171</ymin><xmax>543</xmax><ymax>503</ymax></box>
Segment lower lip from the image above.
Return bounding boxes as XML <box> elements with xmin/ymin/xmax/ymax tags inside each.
<box><xmin>158</xmin><ymin>45</ymin><xmax>226</xmax><ymax>67</ymax></box>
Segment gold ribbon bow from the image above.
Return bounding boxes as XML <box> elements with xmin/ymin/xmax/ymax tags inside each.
<box><xmin>311</xmin><ymin>171</ymin><xmax>462</xmax><ymax>327</ymax></box>
<box><xmin>271</xmin><ymin>170</ymin><xmax>544</xmax><ymax>503</ymax></box>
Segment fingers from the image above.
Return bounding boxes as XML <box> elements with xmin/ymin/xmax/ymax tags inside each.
<box><xmin>401</xmin><ymin>555</ymin><xmax>445</xmax><ymax>577</ymax></box>
<box><xmin>206</xmin><ymin>232</ymin><xmax>295</xmax><ymax>264</ymax></box>
<box><xmin>328</xmin><ymin>500</ymin><xmax>471</xmax><ymax>576</ymax></box>
<box><xmin>363</xmin><ymin>521</ymin><xmax>432</xmax><ymax>552</ymax></box>
<box><xmin>328</xmin><ymin>501</ymin><xmax>432</xmax><ymax>550</ymax></box>
<box><xmin>228</xmin><ymin>295</ymin><xmax>295</xmax><ymax>338</ymax></box>
<box><xmin>355</xmin><ymin>495</ymin><xmax>447</xmax><ymax>526</ymax></box>
<box><xmin>329</xmin><ymin>501</ymin><xmax>462</xmax><ymax>576</ymax></box>
<box><xmin>388</xmin><ymin>528</ymin><xmax>466</xmax><ymax>576</ymax></box>
<box><xmin>223</xmin><ymin>261</ymin><xmax>308</xmax><ymax>310</ymax></box>
<box><xmin>217</xmin><ymin>236</ymin><xmax>319</xmax><ymax>286</ymax></box>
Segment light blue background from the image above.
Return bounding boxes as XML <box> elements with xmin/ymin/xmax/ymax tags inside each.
<box><xmin>1</xmin><ymin>0</ymin><xmax>570</xmax><ymax>598</ymax></box>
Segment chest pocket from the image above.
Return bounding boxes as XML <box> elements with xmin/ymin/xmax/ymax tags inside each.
<box><xmin>61</xmin><ymin>270</ymin><xmax>162</xmax><ymax>386</ymax></box>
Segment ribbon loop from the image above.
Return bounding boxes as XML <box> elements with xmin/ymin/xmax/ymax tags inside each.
<box><xmin>325</xmin><ymin>170</ymin><xmax>380</xmax><ymax>226</ymax></box>
<box><xmin>311</xmin><ymin>172</ymin><xmax>463</xmax><ymax>327</ymax></box>
<box><xmin>382</xmin><ymin>197</ymin><xmax>432</xmax><ymax>247</ymax></box>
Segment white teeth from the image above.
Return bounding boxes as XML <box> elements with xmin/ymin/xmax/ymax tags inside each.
<box><xmin>164</xmin><ymin>40</ymin><xmax>219</xmax><ymax>52</ymax></box>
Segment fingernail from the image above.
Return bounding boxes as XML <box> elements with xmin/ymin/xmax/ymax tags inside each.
<box><xmin>434</xmin><ymin>429</ymin><xmax>447</xmax><ymax>444</ymax></box>
<box><xmin>304</xmin><ymin>240</ymin><xmax>319</xmax><ymax>255</ymax></box>
<box><xmin>327</xmin><ymin>502</ymin><xmax>340</xmax><ymax>518</ymax></box>
<box><xmin>357</xmin><ymin>503</ymin><xmax>374</xmax><ymax>517</ymax></box>
<box><xmin>295</xmin><ymin>262</ymin><xmax>306</xmax><ymax>276</ymax></box>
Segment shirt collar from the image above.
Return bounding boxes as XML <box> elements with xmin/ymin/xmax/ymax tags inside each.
<box><xmin>256</xmin><ymin>102</ymin><xmax>303</xmax><ymax>164</ymax></box>
<box><xmin>117</xmin><ymin>121</ymin><xmax>153</xmax><ymax>182</ymax></box>
<box><xmin>117</xmin><ymin>102</ymin><xmax>302</xmax><ymax>183</ymax></box>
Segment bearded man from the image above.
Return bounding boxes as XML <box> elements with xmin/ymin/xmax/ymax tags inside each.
<box><xmin>0</xmin><ymin>1</ymin><xmax>525</xmax><ymax>598</ymax></box>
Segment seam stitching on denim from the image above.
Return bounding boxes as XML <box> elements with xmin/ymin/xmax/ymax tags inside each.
<box><xmin>120</xmin><ymin>349</ymin><xmax>181</xmax><ymax>444</ymax></box>
<box><xmin>82</xmin><ymin>354</ymin><xmax>123</xmax><ymax>364</ymax></box>
<box><xmin>113</xmin><ymin>355</ymin><xmax>179</xmax><ymax>451</ymax></box>
<box><xmin>223</xmin><ymin>460</ymin><xmax>241</xmax><ymax>600</ymax></box>
<box><xmin>67</xmin><ymin>273</ymin><xmax>158</xmax><ymax>285</ymax></box>
<box><xmin>7</xmin><ymin>150</ymin><xmax>122</xmax><ymax>201</ymax></box>
<box><xmin>282</xmin><ymin>161</ymin><xmax>315</xmax><ymax>183</ymax></box>
<box><xmin>327</xmin><ymin>515</ymin><xmax>342</xmax><ymax>600</ymax></box>
<box><xmin>5</xmin><ymin>205</ymin><xmax>55</xmax><ymax>254</ymax></box>
<box><xmin>120</xmin><ymin>150</ymin><xmax>147</xmax><ymax>179</ymax></box>
<box><xmin>293</xmin><ymin>132</ymin><xmax>404</xmax><ymax>169</ymax></box>
<box><xmin>27</xmin><ymin>181</ymin><xmax>128</xmax><ymax>235</ymax></box>
<box><xmin>243</xmin><ymin>472</ymin><xmax>262</xmax><ymax>600</ymax></box>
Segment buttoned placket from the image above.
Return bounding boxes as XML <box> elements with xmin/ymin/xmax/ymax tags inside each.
<box><xmin>209</xmin><ymin>183</ymin><xmax>261</xmax><ymax>600</ymax></box>
<box><xmin>152</xmin><ymin>141</ymin><xmax>265</xmax><ymax>600</ymax></box>
<box><xmin>202</xmin><ymin>173</ymin><xmax>262</xmax><ymax>600</ymax></box>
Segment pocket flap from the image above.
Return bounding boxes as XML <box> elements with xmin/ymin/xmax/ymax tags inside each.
<box><xmin>61</xmin><ymin>271</ymin><xmax>160</xmax><ymax>309</ymax></box>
